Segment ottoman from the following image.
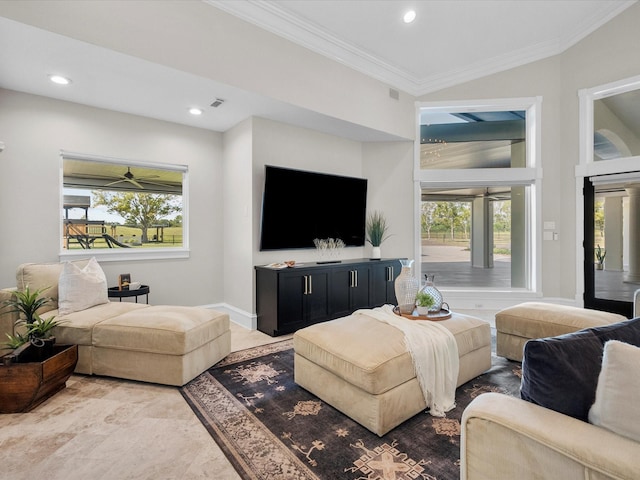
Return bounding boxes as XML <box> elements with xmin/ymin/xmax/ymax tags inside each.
<box><xmin>495</xmin><ymin>302</ymin><xmax>626</xmax><ymax>362</ymax></box>
<box><xmin>293</xmin><ymin>311</ymin><xmax>491</xmax><ymax>436</ymax></box>
<box><xmin>91</xmin><ymin>305</ymin><xmax>231</xmax><ymax>386</ymax></box>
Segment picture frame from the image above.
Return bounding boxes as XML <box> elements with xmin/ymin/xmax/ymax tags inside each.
<box><xmin>118</xmin><ymin>273</ymin><xmax>131</xmax><ymax>291</ymax></box>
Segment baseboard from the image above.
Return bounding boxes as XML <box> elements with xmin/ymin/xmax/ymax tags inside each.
<box><xmin>199</xmin><ymin>303</ymin><xmax>256</xmax><ymax>330</ymax></box>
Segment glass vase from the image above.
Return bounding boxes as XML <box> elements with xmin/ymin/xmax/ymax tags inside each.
<box><xmin>420</xmin><ymin>274</ymin><xmax>444</xmax><ymax>313</ymax></box>
<box><xmin>394</xmin><ymin>259</ymin><xmax>419</xmax><ymax>314</ymax></box>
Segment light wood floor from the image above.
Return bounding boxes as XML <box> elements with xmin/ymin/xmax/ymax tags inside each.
<box><xmin>0</xmin><ymin>310</ymin><xmax>496</xmax><ymax>480</ymax></box>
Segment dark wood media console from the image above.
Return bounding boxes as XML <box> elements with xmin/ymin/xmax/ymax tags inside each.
<box><xmin>255</xmin><ymin>258</ymin><xmax>401</xmax><ymax>336</ymax></box>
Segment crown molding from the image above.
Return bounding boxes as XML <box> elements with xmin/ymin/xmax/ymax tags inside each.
<box><xmin>206</xmin><ymin>0</ymin><xmax>637</xmax><ymax>97</ymax></box>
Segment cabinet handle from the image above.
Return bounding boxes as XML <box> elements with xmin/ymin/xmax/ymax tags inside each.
<box><xmin>386</xmin><ymin>266</ymin><xmax>394</xmax><ymax>282</ymax></box>
<box><xmin>350</xmin><ymin>270</ymin><xmax>358</xmax><ymax>288</ymax></box>
<box><xmin>303</xmin><ymin>275</ymin><xmax>308</xmax><ymax>295</ymax></box>
<box><xmin>308</xmin><ymin>275</ymin><xmax>312</xmax><ymax>294</ymax></box>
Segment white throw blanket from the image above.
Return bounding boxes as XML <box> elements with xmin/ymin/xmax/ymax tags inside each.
<box><xmin>354</xmin><ymin>305</ymin><xmax>459</xmax><ymax>417</ymax></box>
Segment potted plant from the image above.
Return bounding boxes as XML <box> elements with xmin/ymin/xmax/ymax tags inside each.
<box><xmin>2</xmin><ymin>285</ymin><xmax>61</xmax><ymax>351</ymax></box>
<box><xmin>1</xmin><ymin>286</ymin><xmax>76</xmax><ymax>413</ymax></box>
<box><xmin>366</xmin><ymin>211</ymin><xmax>390</xmax><ymax>259</ymax></box>
<box><xmin>595</xmin><ymin>244</ymin><xmax>606</xmax><ymax>270</ymax></box>
<box><xmin>415</xmin><ymin>290</ymin><xmax>435</xmax><ymax>316</ymax></box>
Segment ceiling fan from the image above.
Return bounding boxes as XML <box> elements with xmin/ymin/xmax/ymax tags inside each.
<box><xmin>477</xmin><ymin>188</ymin><xmax>511</xmax><ymax>201</ymax></box>
<box><xmin>103</xmin><ymin>167</ymin><xmax>158</xmax><ymax>189</ymax></box>
<box><xmin>76</xmin><ymin>166</ymin><xmax>171</xmax><ymax>190</ymax></box>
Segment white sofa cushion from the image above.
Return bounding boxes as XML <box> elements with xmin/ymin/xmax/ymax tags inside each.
<box><xmin>58</xmin><ymin>257</ymin><xmax>109</xmax><ymax>315</ymax></box>
<box><xmin>588</xmin><ymin>340</ymin><xmax>640</xmax><ymax>442</ymax></box>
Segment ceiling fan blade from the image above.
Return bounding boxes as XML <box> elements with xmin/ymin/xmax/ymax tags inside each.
<box><xmin>104</xmin><ymin>179</ymin><xmax>127</xmax><ymax>187</ymax></box>
<box><xmin>125</xmin><ymin>178</ymin><xmax>144</xmax><ymax>189</ymax></box>
<box><xmin>137</xmin><ymin>179</ymin><xmax>176</xmax><ymax>188</ymax></box>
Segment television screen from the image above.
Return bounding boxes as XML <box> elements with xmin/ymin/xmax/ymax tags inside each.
<box><xmin>260</xmin><ymin>166</ymin><xmax>368</xmax><ymax>250</ymax></box>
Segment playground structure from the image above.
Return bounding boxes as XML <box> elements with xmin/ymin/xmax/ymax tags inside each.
<box><xmin>63</xmin><ymin>195</ymin><xmax>131</xmax><ymax>250</ymax></box>
<box><xmin>63</xmin><ymin>219</ymin><xmax>131</xmax><ymax>249</ymax></box>
<box><xmin>62</xmin><ymin>195</ymin><xmax>173</xmax><ymax>249</ymax></box>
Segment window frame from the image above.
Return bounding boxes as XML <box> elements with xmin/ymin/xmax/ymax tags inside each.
<box><xmin>576</xmin><ymin>75</ymin><xmax>640</xmax><ymax>309</ymax></box>
<box><xmin>414</xmin><ymin>97</ymin><xmax>542</xmax><ymax>300</ymax></box>
<box><xmin>59</xmin><ymin>150</ymin><xmax>190</xmax><ymax>262</ymax></box>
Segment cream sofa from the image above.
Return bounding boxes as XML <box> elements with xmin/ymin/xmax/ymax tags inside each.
<box><xmin>461</xmin><ymin>393</ymin><xmax>639</xmax><ymax>480</ymax></box>
<box><xmin>0</xmin><ymin>261</ymin><xmax>231</xmax><ymax>386</ymax></box>
<box><xmin>462</xmin><ymin>315</ymin><xmax>640</xmax><ymax>480</ymax></box>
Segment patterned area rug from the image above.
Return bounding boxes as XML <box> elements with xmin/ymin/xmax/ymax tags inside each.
<box><xmin>181</xmin><ymin>340</ymin><xmax>522</xmax><ymax>480</ymax></box>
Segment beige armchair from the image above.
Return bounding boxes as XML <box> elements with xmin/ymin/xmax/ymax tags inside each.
<box><xmin>461</xmin><ymin>393</ymin><xmax>639</xmax><ymax>480</ymax></box>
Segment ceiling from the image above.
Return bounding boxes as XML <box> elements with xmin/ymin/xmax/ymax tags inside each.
<box><xmin>0</xmin><ymin>0</ymin><xmax>635</xmax><ymax>141</ymax></box>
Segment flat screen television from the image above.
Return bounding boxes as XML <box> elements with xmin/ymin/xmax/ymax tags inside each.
<box><xmin>260</xmin><ymin>165</ymin><xmax>368</xmax><ymax>250</ymax></box>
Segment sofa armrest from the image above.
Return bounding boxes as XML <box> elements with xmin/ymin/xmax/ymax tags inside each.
<box><xmin>461</xmin><ymin>393</ymin><xmax>639</xmax><ymax>480</ymax></box>
<box><xmin>0</xmin><ymin>288</ymin><xmax>19</xmax><ymax>353</ymax></box>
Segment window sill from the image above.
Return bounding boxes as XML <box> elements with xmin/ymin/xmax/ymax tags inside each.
<box><xmin>59</xmin><ymin>248</ymin><xmax>190</xmax><ymax>263</ymax></box>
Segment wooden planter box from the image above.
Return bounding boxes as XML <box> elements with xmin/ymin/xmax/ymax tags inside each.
<box><xmin>0</xmin><ymin>344</ymin><xmax>78</xmax><ymax>414</ymax></box>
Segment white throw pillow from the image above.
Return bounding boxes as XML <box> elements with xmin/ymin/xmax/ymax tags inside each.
<box><xmin>588</xmin><ymin>340</ymin><xmax>640</xmax><ymax>442</ymax></box>
<box><xmin>58</xmin><ymin>257</ymin><xmax>109</xmax><ymax>315</ymax></box>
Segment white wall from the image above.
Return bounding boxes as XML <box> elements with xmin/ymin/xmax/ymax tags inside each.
<box><xmin>362</xmin><ymin>141</ymin><xmax>415</xmax><ymax>260</ymax></box>
<box><xmin>222</xmin><ymin>118</ymin><xmax>255</xmax><ymax>320</ymax></box>
<box><xmin>0</xmin><ymin>89</ymin><xmax>224</xmax><ymax>306</ymax></box>
<box><xmin>250</xmin><ymin>116</ymin><xmax>367</xmax><ymax>270</ymax></box>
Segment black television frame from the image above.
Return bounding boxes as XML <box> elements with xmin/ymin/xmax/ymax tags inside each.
<box><xmin>259</xmin><ymin>165</ymin><xmax>368</xmax><ymax>251</ymax></box>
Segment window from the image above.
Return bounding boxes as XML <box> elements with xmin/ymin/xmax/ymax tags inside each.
<box><xmin>578</xmin><ymin>75</ymin><xmax>640</xmax><ymax>316</ymax></box>
<box><xmin>416</xmin><ymin>99</ymin><xmax>541</xmax><ymax>296</ymax></box>
<box><xmin>60</xmin><ymin>151</ymin><xmax>188</xmax><ymax>261</ymax></box>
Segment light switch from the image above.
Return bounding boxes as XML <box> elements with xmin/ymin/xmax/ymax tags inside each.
<box><xmin>543</xmin><ymin>231</ymin><xmax>553</xmax><ymax>241</ymax></box>
<box><xmin>544</xmin><ymin>221</ymin><xmax>556</xmax><ymax>230</ymax></box>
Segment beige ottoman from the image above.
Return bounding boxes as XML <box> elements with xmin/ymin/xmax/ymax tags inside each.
<box><xmin>91</xmin><ymin>306</ymin><xmax>231</xmax><ymax>386</ymax></box>
<box><xmin>293</xmin><ymin>311</ymin><xmax>491</xmax><ymax>436</ymax></box>
<box><xmin>496</xmin><ymin>302</ymin><xmax>626</xmax><ymax>362</ymax></box>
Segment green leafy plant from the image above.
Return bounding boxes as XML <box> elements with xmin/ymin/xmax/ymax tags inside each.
<box><xmin>5</xmin><ymin>331</ymin><xmax>29</xmax><ymax>350</ymax></box>
<box><xmin>595</xmin><ymin>244</ymin><xmax>606</xmax><ymax>264</ymax></box>
<box><xmin>415</xmin><ymin>291</ymin><xmax>435</xmax><ymax>308</ymax></box>
<box><xmin>26</xmin><ymin>314</ymin><xmax>63</xmax><ymax>341</ymax></box>
<box><xmin>2</xmin><ymin>285</ymin><xmax>53</xmax><ymax>325</ymax></box>
<box><xmin>366</xmin><ymin>211</ymin><xmax>390</xmax><ymax>247</ymax></box>
<box><xmin>2</xmin><ymin>285</ymin><xmax>59</xmax><ymax>349</ymax></box>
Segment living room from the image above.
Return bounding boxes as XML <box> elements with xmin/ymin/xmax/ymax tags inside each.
<box><xmin>2</xmin><ymin>1</ymin><xmax>640</xmax><ymax>322</ymax></box>
<box><xmin>1</xmin><ymin>1</ymin><xmax>639</xmax><ymax>478</ymax></box>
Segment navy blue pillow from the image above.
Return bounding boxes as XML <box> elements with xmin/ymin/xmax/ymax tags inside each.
<box><xmin>520</xmin><ymin>317</ymin><xmax>640</xmax><ymax>421</ymax></box>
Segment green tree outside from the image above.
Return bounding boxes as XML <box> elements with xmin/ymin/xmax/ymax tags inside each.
<box><xmin>92</xmin><ymin>191</ymin><xmax>181</xmax><ymax>243</ymax></box>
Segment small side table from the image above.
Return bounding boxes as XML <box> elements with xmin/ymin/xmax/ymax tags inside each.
<box><xmin>108</xmin><ymin>285</ymin><xmax>150</xmax><ymax>304</ymax></box>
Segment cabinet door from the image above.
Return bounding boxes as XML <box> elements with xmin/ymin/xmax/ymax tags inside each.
<box><xmin>370</xmin><ymin>261</ymin><xmax>398</xmax><ymax>307</ymax></box>
<box><xmin>305</xmin><ymin>270</ymin><xmax>330</xmax><ymax>324</ymax></box>
<box><xmin>350</xmin><ymin>265</ymin><xmax>370</xmax><ymax>311</ymax></box>
<box><xmin>330</xmin><ymin>267</ymin><xmax>352</xmax><ymax>318</ymax></box>
<box><xmin>330</xmin><ymin>266</ymin><xmax>370</xmax><ymax>318</ymax></box>
<box><xmin>278</xmin><ymin>271</ymin><xmax>308</xmax><ymax>333</ymax></box>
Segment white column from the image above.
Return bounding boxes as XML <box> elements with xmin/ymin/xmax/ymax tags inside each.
<box><xmin>510</xmin><ymin>141</ymin><xmax>526</xmax><ymax>288</ymax></box>
<box><xmin>603</xmin><ymin>196</ymin><xmax>623</xmax><ymax>271</ymax></box>
<box><xmin>471</xmin><ymin>197</ymin><xmax>493</xmax><ymax>268</ymax></box>
<box><xmin>624</xmin><ymin>186</ymin><xmax>640</xmax><ymax>283</ymax></box>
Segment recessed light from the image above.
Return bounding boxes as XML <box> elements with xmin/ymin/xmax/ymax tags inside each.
<box><xmin>49</xmin><ymin>74</ymin><xmax>71</xmax><ymax>85</ymax></box>
<box><xmin>403</xmin><ymin>10</ymin><xmax>416</xmax><ymax>23</ymax></box>
<box><xmin>189</xmin><ymin>107</ymin><xmax>203</xmax><ymax>116</ymax></box>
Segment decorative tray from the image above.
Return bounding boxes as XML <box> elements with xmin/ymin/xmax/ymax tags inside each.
<box><xmin>393</xmin><ymin>304</ymin><xmax>452</xmax><ymax>321</ymax></box>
